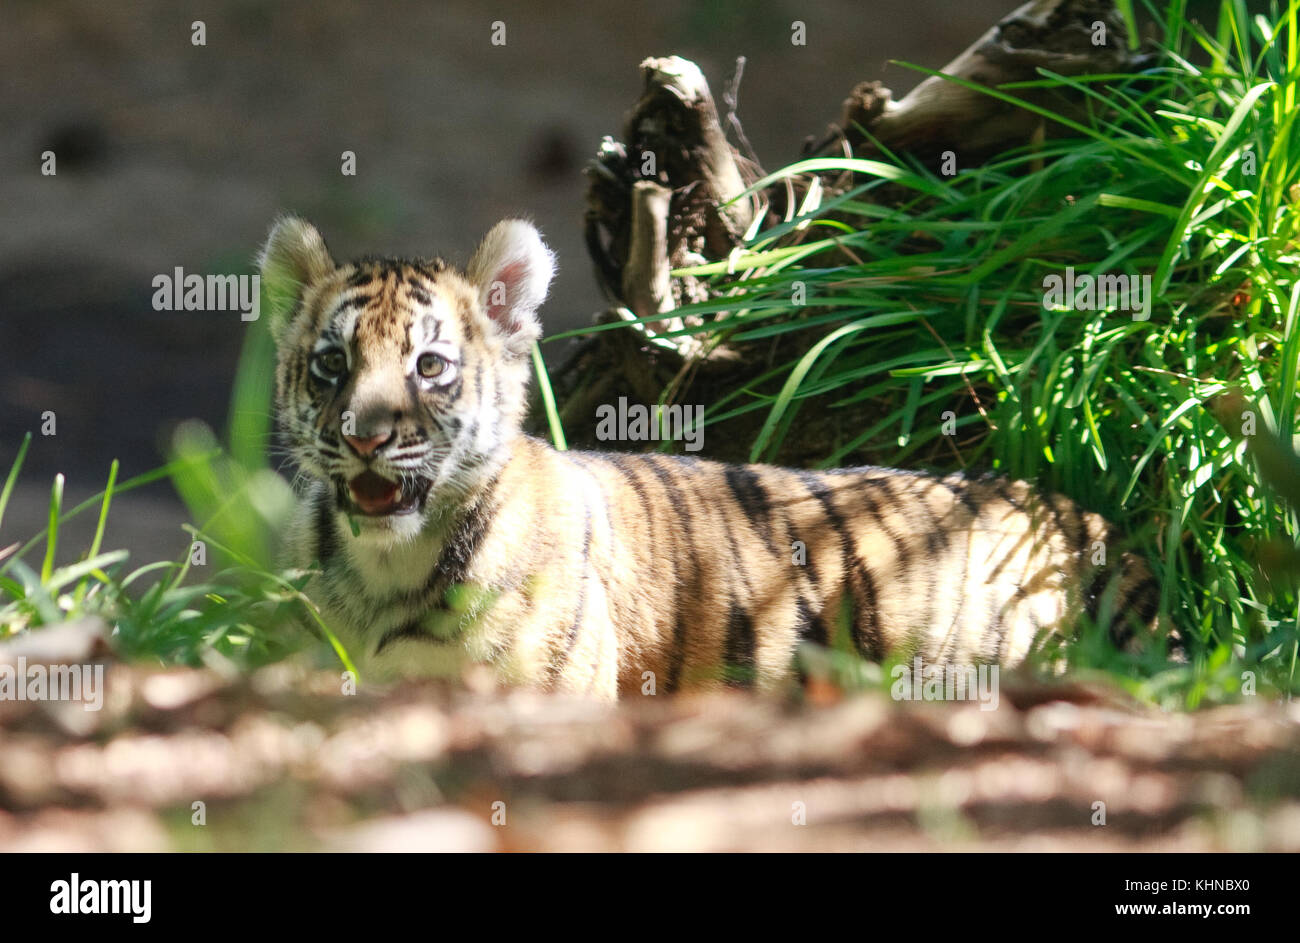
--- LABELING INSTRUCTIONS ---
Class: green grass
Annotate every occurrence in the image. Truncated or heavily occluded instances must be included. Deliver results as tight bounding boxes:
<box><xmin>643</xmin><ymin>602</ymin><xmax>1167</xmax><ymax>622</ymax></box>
<box><xmin>550</xmin><ymin>0</ymin><xmax>1300</xmax><ymax>704</ymax></box>
<box><xmin>0</xmin><ymin>430</ymin><xmax>328</xmax><ymax>670</ymax></box>
<box><xmin>0</xmin><ymin>321</ymin><xmax>355</xmax><ymax>674</ymax></box>
<box><xmin>2</xmin><ymin>0</ymin><xmax>1298</xmax><ymax>707</ymax></box>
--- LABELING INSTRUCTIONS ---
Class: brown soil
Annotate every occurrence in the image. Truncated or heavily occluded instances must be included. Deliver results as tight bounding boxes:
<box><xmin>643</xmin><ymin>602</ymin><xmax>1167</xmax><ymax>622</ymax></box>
<box><xmin>2</xmin><ymin>654</ymin><xmax>1296</xmax><ymax>852</ymax></box>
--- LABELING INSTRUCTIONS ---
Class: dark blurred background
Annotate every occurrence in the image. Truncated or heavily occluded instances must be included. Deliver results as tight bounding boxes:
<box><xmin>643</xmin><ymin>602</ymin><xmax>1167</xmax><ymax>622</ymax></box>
<box><xmin>0</xmin><ymin>0</ymin><xmax>1026</xmax><ymax>562</ymax></box>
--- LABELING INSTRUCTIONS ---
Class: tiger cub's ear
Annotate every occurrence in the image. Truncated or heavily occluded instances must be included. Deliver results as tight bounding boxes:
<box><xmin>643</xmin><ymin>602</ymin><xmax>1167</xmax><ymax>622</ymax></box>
<box><xmin>466</xmin><ymin>219</ymin><xmax>556</xmax><ymax>356</ymax></box>
<box><xmin>258</xmin><ymin>216</ymin><xmax>335</xmax><ymax>342</ymax></box>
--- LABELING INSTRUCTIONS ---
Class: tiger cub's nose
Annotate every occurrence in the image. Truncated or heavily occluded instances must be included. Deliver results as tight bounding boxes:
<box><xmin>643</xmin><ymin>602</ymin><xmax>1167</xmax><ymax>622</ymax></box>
<box><xmin>343</xmin><ymin>431</ymin><xmax>394</xmax><ymax>457</ymax></box>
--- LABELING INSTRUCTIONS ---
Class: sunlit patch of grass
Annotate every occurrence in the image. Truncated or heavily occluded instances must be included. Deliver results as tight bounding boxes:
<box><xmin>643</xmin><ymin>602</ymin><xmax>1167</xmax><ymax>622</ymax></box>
<box><xmin>0</xmin><ymin>315</ymin><xmax>355</xmax><ymax>674</ymax></box>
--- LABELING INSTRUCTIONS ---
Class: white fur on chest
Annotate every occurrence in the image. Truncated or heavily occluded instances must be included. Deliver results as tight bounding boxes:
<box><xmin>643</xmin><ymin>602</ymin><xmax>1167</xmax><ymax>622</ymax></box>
<box><xmin>341</xmin><ymin>525</ymin><xmax>443</xmax><ymax>597</ymax></box>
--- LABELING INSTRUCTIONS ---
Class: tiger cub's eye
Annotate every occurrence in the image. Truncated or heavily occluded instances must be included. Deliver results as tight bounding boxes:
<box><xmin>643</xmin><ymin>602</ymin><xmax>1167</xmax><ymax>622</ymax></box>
<box><xmin>417</xmin><ymin>352</ymin><xmax>447</xmax><ymax>379</ymax></box>
<box><xmin>313</xmin><ymin>349</ymin><xmax>347</xmax><ymax>379</ymax></box>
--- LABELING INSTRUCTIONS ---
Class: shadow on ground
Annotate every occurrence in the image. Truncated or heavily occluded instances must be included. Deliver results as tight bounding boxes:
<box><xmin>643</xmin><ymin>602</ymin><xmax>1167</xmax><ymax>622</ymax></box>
<box><xmin>2</xmin><ymin>628</ymin><xmax>1296</xmax><ymax>852</ymax></box>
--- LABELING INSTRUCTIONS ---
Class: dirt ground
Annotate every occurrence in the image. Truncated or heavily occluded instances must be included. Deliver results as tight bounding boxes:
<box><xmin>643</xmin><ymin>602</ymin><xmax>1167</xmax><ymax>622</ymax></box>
<box><xmin>1</xmin><ymin>623</ymin><xmax>1297</xmax><ymax>852</ymax></box>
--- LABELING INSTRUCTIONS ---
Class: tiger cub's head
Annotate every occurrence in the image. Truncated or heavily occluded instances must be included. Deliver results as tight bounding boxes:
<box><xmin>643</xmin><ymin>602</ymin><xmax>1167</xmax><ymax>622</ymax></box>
<box><xmin>259</xmin><ymin>217</ymin><xmax>556</xmax><ymax>541</ymax></box>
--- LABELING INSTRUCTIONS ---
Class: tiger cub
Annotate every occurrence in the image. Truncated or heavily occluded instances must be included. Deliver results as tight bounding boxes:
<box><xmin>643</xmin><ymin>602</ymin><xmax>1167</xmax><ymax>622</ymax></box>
<box><xmin>260</xmin><ymin>216</ymin><xmax>1157</xmax><ymax>699</ymax></box>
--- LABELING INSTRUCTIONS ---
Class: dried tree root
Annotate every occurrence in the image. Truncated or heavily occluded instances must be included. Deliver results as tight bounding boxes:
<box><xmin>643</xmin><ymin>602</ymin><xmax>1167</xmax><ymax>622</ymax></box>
<box><xmin>553</xmin><ymin>0</ymin><xmax>1154</xmax><ymax>458</ymax></box>
<box><xmin>584</xmin><ymin>56</ymin><xmax>759</xmax><ymax>362</ymax></box>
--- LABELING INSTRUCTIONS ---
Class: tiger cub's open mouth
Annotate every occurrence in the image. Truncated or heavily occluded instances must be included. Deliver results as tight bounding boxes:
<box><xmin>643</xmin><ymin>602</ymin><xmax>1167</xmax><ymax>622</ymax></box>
<box><xmin>342</xmin><ymin>470</ymin><xmax>430</xmax><ymax>517</ymax></box>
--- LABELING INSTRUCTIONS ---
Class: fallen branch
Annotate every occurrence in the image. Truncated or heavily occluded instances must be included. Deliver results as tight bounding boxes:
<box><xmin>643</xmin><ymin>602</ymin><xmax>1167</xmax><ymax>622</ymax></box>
<box><xmin>816</xmin><ymin>0</ymin><xmax>1154</xmax><ymax>162</ymax></box>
